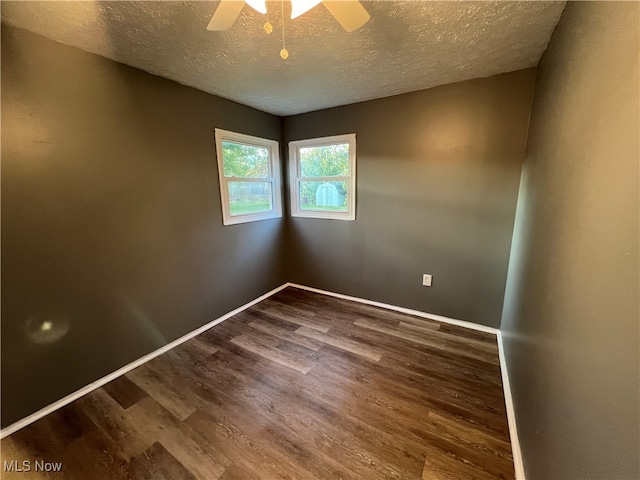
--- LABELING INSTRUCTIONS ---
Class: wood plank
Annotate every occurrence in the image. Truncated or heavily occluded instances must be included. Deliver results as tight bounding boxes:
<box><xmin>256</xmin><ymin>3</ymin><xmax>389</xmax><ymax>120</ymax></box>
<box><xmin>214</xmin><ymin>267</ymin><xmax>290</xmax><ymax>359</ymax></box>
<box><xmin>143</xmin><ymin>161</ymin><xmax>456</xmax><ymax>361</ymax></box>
<box><xmin>438</xmin><ymin>323</ymin><xmax>497</xmax><ymax>342</ymax></box>
<box><xmin>172</xmin><ymin>337</ymin><xmax>219</xmax><ymax>362</ymax></box>
<box><xmin>126</xmin><ymin>364</ymin><xmax>197</xmax><ymax>421</ymax></box>
<box><xmin>253</xmin><ymin>302</ymin><xmax>331</xmax><ymax>332</ymax></box>
<box><xmin>352</xmin><ymin>314</ymin><xmax>504</xmax><ymax>381</ymax></box>
<box><xmin>230</xmin><ymin>333</ymin><xmax>314</xmax><ymax>374</ymax></box>
<box><xmin>398</xmin><ymin>321</ymin><xmax>498</xmax><ymax>354</ymax></box>
<box><xmin>422</xmin><ymin>445</ymin><xmax>498</xmax><ymax>480</ymax></box>
<box><xmin>76</xmin><ymin>389</ymin><xmax>152</xmax><ymax>462</ymax></box>
<box><xmin>185</xmin><ymin>409</ymin><xmax>306</xmax><ymax>480</ymax></box>
<box><xmin>424</xmin><ymin>412</ymin><xmax>514</xmax><ymax>478</ymax></box>
<box><xmin>399</xmin><ymin>321</ymin><xmax>446</xmax><ymax>335</ymax></box>
<box><xmin>130</xmin><ymin>441</ymin><xmax>197</xmax><ymax>480</ymax></box>
<box><xmin>259</xmin><ymin>366</ymin><xmax>427</xmax><ymax>479</ymax></box>
<box><xmin>125</xmin><ymin>397</ymin><xmax>230</xmax><ymax>480</ymax></box>
<box><xmin>295</xmin><ymin>325</ymin><xmax>383</xmax><ymax>362</ymax></box>
<box><xmin>61</xmin><ymin>428</ymin><xmax>134</xmax><ymax>480</ymax></box>
<box><xmin>354</xmin><ymin>303</ymin><xmax>442</xmax><ymax>330</ymax></box>
<box><xmin>252</xmin><ymin>422</ymin><xmax>368</xmax><ymax>480</ymax></box>
<box><xmin>248</xmin><ymin>319</ymin><xmax>322</xmax><ymax>351</ymax></box>
<box><xmin>354</xmin><ymin>318</ymin><xmax>498</xmax><ymax>365</ymax></box>
<box><xmin>103</xmin><ymin>375</ymin><xmax>149</xmax><ymax>409</ymax></box>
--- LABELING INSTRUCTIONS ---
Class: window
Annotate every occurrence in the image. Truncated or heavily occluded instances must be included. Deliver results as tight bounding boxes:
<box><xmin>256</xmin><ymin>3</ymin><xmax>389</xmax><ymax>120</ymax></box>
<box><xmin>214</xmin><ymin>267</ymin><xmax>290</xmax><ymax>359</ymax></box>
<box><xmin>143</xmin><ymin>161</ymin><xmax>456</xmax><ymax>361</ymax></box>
<box><xmin>215</xmin><ymin>129</ymin><xmax>282</xmax><ymax>225</ymax></box>
<box><xmin>289</xmin><ymin>134</ymin><xmax>356</xmax><ymax>221</ymax></box>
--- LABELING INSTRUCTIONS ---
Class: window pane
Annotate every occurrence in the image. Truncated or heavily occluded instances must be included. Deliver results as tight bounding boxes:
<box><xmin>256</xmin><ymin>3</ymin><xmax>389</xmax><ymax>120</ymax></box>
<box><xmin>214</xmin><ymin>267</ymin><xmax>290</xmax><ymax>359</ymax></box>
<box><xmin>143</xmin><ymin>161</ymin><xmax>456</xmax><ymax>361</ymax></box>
<box><xmin>299</xmin><ymin>180</ymin><xmax>348</xmax><ymax>212</ymax></box>
<box><xmin>222</xmin><ymin>141</ymin><xmax>269</xmax><ymax>178</ymax></box>
<box><xmin>300</xmin><ymin>144</ymin><xmax>349</xmax><ymax>177</ymax></box>
<box><xmin>228</xmin><ymin>181</ymin><xmax>273</xmax><ymax>216</ymax></box>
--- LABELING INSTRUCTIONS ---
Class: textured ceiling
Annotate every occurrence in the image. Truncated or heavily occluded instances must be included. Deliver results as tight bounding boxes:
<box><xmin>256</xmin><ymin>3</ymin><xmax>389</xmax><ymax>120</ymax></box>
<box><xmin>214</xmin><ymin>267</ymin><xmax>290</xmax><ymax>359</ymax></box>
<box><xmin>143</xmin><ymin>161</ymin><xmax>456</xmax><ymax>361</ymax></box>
<box><xmin>1</xmin><ymin>1</ymin><xmax>565</xmax><ymax>116</ymax></box>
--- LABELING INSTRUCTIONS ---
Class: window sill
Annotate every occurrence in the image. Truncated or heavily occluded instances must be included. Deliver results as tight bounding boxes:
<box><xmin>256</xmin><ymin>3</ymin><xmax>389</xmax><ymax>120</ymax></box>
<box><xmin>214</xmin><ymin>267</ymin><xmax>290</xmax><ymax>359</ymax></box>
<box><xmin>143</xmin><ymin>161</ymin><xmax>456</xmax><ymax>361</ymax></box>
<box><xmin>223</xmin><ymin>211</ymin><xmax>282</xmax><ymax>226</ymax></box>
<box><xmin>291</xmin><ymin>211</ymin><xmax>355</xmax><ymax>221</ymax></box>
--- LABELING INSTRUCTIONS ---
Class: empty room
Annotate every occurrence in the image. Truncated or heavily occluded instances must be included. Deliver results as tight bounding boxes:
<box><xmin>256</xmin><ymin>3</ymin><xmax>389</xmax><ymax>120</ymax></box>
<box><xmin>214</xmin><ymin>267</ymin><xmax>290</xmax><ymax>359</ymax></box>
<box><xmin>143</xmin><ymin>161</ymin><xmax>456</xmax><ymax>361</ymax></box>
<box><xmin>1</xmin><ymin>1</ymin><xmax>638</xmax><ymax>479</ymax></box>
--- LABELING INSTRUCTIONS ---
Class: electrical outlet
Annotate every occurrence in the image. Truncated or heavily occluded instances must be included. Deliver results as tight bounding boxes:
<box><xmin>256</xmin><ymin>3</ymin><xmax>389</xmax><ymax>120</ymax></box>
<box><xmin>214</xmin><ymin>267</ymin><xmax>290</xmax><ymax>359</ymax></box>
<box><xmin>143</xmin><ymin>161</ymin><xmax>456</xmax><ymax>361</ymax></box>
<box><xmin>422</xmin><ymin>274</ymin><xmax>432</xmax><ymax>287</ymax></box>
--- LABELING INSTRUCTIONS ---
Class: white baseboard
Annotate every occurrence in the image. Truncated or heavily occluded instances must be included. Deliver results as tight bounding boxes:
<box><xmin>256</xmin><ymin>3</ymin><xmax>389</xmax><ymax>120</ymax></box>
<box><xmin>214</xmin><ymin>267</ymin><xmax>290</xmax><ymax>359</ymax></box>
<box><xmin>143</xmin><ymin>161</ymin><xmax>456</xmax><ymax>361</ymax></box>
<box><xmin>286</xmin><ymin>282</ymin><xmax>499</xmax><ymax>335</ymax></box>
<box><xmin>0</xmin><ymin>283</ymin><xmax>290</xmax><ymax>439</ymax></box>
<box><xmin>497</xmin><ymin>331</ymin><xmax>526</xmax><ymax>480</ymax></box>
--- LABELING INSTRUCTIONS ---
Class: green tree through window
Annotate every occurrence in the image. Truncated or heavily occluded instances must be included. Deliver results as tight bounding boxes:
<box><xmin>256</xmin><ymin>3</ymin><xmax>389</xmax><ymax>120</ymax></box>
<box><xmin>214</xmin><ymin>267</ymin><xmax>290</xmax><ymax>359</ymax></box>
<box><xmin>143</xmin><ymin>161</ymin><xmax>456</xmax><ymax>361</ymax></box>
<box><xmin>300</xmin><ymin>144</ymin><xmax>349</xmax><ymax>177</ymax></box>
<box><xmin>299</xmin><ymin>144</ymin><xmax>349</xmax><ymax>209</ymax></box>
<box><xmin>222</xmin><ymin>141</ymin><xmax>269</xmax><ymax>178</ymax></box>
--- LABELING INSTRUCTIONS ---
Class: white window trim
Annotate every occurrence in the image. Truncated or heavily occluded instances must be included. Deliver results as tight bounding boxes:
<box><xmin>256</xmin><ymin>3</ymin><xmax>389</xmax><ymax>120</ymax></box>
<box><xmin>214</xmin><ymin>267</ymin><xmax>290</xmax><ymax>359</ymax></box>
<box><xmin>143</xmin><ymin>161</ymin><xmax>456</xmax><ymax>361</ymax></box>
<box><xmin>289</xmin><ymin>133</ymin><xmax>356</xmax><ymax>221</ymax></box>
<box><xmin>215</xmin><ymin>129</ymin><xmax>282</xmax><ymax>226</ymax></box>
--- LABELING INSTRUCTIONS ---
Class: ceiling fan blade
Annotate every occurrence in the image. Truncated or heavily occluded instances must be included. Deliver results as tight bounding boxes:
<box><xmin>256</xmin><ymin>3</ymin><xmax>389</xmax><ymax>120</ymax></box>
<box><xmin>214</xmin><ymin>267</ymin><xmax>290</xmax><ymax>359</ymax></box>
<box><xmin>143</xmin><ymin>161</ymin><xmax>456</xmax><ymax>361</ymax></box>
<box><xmin>245</xmin><ymin>0</ymin><xmax>267</xmax><ymax>14</ymax></box>
<box><xmin>206</xmin><ymin>0</ymin><xmax>245</xmax><ymax>31</ymax></box>
<box><xmin>291</xmin><ymin>0</ymin><xmax>322</xmax><ymax>19</ymax></box>
<box><xmin>322</xmin><ymin>1</ymin><xmax>370</xmax><ymax>32</ymax></box>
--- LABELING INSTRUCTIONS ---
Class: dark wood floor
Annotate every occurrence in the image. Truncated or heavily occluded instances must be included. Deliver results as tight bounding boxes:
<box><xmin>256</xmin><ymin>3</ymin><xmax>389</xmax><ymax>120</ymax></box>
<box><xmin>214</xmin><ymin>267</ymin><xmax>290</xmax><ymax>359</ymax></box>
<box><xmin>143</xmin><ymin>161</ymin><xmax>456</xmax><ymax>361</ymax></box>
<box><xmin>1</xmin><ymin>287</ymin><xmax>514</xmax><ymax>479</ymax></box>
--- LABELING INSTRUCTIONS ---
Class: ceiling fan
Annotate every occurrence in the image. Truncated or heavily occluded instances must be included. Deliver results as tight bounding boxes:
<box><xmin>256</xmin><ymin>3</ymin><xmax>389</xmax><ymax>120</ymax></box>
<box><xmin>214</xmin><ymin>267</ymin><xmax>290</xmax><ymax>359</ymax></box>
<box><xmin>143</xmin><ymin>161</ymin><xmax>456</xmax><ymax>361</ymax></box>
<box><xmin>207</xmin><ymin>0</ymin><xmax>370</xmax><ymax>33</ymax></box>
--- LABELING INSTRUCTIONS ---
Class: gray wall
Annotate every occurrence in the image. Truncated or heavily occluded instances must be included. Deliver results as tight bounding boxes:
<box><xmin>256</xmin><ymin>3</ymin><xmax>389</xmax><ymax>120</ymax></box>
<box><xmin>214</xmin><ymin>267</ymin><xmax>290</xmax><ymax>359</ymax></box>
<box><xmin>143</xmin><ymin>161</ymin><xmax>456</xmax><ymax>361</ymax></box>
<box><xmin>501</xmin><ymin>2</ymin><xmax>639</xmax><ymax>478</ymax></box>
<box><xmin>1</xmin><ymin>26</ymin><xmax>286</xmax><ymax>427</ymax></box>
<box><xmin>283</xmin><ymin>69</ymin><xmax>536</xmax><ymax>328</ymax></box>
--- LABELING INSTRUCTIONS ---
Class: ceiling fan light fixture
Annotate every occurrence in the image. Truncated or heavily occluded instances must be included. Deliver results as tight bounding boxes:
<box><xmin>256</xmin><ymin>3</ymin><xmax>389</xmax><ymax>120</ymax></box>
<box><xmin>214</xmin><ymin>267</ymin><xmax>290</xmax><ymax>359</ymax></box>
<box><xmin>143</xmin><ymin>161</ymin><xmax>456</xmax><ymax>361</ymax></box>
<box><xmin>245</xmin><ymin>0</ymin><xmax>267</xmax><ymax>14</ymax></box>
<box><xmin>290</xmin><ymin>0</ymin><xmax>322</xmax><ymax>19</ymax></box>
